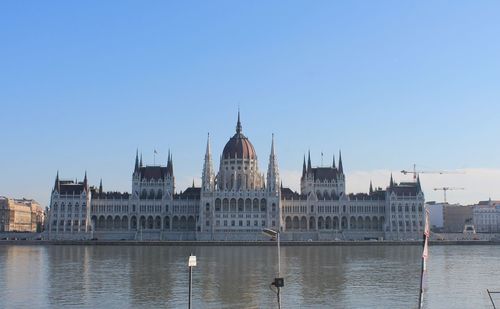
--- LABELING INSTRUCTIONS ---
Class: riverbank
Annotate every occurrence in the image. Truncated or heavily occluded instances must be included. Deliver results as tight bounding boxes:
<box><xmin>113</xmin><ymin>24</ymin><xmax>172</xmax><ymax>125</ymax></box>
<box><xmin>1</xmin><ymin>239</ymin><xmax>499</xmax><ymax>246</ymax></box>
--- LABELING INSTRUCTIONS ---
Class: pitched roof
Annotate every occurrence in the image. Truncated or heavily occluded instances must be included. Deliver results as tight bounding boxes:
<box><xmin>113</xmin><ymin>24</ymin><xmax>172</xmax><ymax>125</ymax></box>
<box><xmin>311</xmin><ymin>167</ymin><xmax>340</xmax><ymax>181</ymax></box>
<box><xmin>58</xmin><ymin>182</ymin><xmax>85</xmax><ymax>195</ymax></box>
<box><xmin>175</xmin><ymin>187</ymin><xmax>201</xmax><ymax>200</ymax></box>
<box><xmin>280</xmin><ymin>187</ymin><xmax>306</xmax><ymax>200</ymax></box>
<box><xmin>139</xmin><ymin>166</ymin><xmax>169</xmax><ymax>180</ymax></box>
<box><xmin>388</xmin><ymin>182</ymin><xmax>420</xmax><ymax>196</ymax></box>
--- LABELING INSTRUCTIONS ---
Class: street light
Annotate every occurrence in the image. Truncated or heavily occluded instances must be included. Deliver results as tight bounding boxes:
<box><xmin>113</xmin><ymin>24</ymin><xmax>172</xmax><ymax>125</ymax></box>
<box><xmin>262</xmin><ymin>228</ymin><xmax>284</xmax><ymax>309</ymax></box>
<box><xmin>188</xmin><ymin>253</ymin><xmax>197</xmax><ymax>309</ymax></box>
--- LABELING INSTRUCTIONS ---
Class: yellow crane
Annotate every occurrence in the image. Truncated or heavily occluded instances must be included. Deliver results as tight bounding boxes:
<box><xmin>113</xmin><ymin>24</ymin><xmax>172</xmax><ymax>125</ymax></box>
<box><xmin>433</xmin><ymin>187</ymin><xmax>465</xmax><ymax>203</ymax></box>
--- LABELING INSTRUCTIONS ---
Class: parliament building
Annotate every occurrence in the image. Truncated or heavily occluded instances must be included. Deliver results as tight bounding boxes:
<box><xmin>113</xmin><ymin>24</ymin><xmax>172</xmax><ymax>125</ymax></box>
<box><xmin>48</xmin><ymin>113</ymin><xmax>424</xmax><ymax>241</ymax></box>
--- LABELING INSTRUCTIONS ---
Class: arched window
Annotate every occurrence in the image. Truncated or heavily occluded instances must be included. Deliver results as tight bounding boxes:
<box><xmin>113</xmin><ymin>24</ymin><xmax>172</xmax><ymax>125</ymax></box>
<box><xmin>237</xmin><ymin>174</ymin><xmax>242</xmax><ymax>190</ymax></box>
<box><xmin>238</xmin><ymin>199</ymin><xmax>244</xmax><ymax>212</ymax></box>
<box><xmin>245</xmin><ymin>198</ymin><xmax>252</xmax><ymax>212</ymax></box>
<box><xmin>230</xmin><ymin>199</ymin><xmax>237</xmax><ymax>212</ymax></box>
<box><xmin>253</xmin><ymin>199</ymin><xmax>259</xmax><ymax>212</ymax></box>
<box><xmin>215</xmin><ymin>199</ymin><xmax>221</xmax><ymax>211</ymax></box>
<box><xmin>260</xmin><ymin>199</ymin><xmax>267</xmax><ymax>212</ymax></box>
<box><xmin>223</xmin><ymin>199</ymin><xmax>229</xmax><ymax>212</ymax></box>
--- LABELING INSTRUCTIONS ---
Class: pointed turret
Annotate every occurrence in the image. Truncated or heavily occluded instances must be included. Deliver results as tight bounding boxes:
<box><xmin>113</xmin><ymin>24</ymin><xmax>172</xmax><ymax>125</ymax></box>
<box><xmin>332</xmin><ymin>154</ymin><xmax>336</xmax><ymax>169</ymax></box>
<box><xmin>99</xmin><ymin>179</ymin><xmax>103</xmax><ymax>194</ymax></box>
<box><xmin>338</xmin><ymin>150</ymin><xmax>344</xmax><ymax>174</ymax></box>
<box><xmin>390</xmin><ymin>173</ymin><xmax>394</xmax><ymax>187</ymax></box>
<box><xmin>236</xmin><ymin>109</ymin><xmax>242</xmax><ymax>134</ymax></box>
<box><xmin>166</xmin><ymin>152</ymin><xmax>174</xmax><ymax>176</ymax></box>
<box><xmin>267</xmin><ymin>134</ymin><xmax>280</xmax><ymax>192</ymax></box>
<box><xmin>54</xmin><ymin>171</ymin><xmax>60</xmax><ymax>192</ymax></box>
<box><xmin>307</xmin><ymin>150</ymin><xmax>312</xmax><ymax>171</ymax></box>
<box><xmin>417</xmin><ymin>175</ymin><xmax>421</xmax><ymax>192</ymax></box>
<box><xmin>134</xmin><ymin>149</ymin><xmax>139</xmax><ymax>172</ymax></box>
<box><xmin>140</xmin><ymin>153</ymin><xmax>143</xmax><ymax>167</ymax></box>
<box><xmin>83</xmin><ymin>171</ymin><xmax>88</xmax><ymax>190</ymax></box>
<box><xmin>369</xmin><ymin>180</ymin><xmax>373</xmax><ymax>194</ymax></box>
<box><xmin>302</xmin><ymin>155</ymin><xmax>307</xmax><ymax>178</ymax></box>
<box><xmin>202</xmin><ymin>133</ymin><xmax>215</xmax><ymax>191</ymax></box>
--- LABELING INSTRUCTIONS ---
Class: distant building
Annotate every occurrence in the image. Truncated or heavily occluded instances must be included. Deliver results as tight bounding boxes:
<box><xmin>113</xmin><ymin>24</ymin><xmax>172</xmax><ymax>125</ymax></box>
<box><xmin>48</xmin><ymin>113</ymin><xmax>425</xmax><ymax>241</ymax></box>
<box><xmin>0</xmin><ymin>197</ymin><xmax>45</xmax><ymax>232</ymax></box>
<box><xmin>473</xmin><ymin>200</ymin><xmax>500</xmax><ymax>233</ymax></box>
<box><xmin>443</xmin><ymin>204</ymin><xmax>473</xmax><ymax>233</ymax></box>
<box><xmin>426</xmin><ymin>201</ymin><xmax>444</xmax><ymax>230</ymax></box>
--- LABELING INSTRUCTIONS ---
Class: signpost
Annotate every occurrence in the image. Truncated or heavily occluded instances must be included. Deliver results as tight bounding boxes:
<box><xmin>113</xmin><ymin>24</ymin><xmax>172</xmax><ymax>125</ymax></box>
<box><xmin>188</xmin><ymin>254</ymin><xmax>197</xmax><ymax>309</ymax></box>
<box><xmin>262</xmin><ymin>228</ymin><xmax>284</xmax><ymax>309</ymax></box>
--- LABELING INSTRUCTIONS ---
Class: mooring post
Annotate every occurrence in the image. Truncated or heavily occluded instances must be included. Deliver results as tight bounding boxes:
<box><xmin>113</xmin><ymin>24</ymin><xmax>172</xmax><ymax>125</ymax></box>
<box><xmin>188</xmin><ymin>253</ymin><xmax>197</xmax><ymax>309</ymax></box>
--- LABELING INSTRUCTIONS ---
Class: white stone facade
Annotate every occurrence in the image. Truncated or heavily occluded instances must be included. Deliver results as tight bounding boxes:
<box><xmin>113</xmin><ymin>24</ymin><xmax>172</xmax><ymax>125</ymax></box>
<box><xmin>47</xmin><ymin>114</ymin><xmax>424</xmax><ymax>240</ymax></box>
<box><xmin>473</xmin><ymin>200</ymin><xmax>500</xmax><ymax>233</ymax></box>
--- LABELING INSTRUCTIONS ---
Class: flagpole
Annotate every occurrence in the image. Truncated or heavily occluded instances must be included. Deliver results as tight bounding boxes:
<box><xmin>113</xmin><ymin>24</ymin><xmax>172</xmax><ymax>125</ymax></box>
<box><xmin>418</xmin><ymin>207</ymin><xmax>430</xmax><ymax>309</ymax></box>
<box><xmin>418</xmin><ymin>231</ymin><xmax>426</xmax><ymax>308</ymax></box>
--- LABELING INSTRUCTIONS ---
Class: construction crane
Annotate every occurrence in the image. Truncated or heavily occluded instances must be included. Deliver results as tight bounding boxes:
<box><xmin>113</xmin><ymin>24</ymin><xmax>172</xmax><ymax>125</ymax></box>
<box><xmin>433</xmin><ymin>187</ymin><xmax>465</xmax><ymax>204</ymax></box>
<box><xmin>401</xmin><ymin>164</ymin><xmax>464</xmax><ymax>181</ymax></box>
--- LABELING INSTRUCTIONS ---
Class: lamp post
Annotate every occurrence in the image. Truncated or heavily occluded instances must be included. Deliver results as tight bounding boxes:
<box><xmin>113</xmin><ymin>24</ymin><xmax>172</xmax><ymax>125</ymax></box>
<box><xmin>188</xmin><ymin>253</ymin><xmax>197</xmax><ymax>309</ymax></box>
<box><xmin>262</xmin><ymin>228</ymin><xmax>283</xmax><ymax>309</ymax></box>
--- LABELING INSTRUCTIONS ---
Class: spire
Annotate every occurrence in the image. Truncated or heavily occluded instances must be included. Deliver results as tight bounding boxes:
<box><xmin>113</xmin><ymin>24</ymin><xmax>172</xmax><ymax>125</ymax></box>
<box><xmin>134</xmin><ymin>149</ymin><xmax>139</xmax><ymax>172</ymax></box>
<box><xmin>192</xmin><ymin>179</ymin><xmax>195</xmax><ymax>188</ymax></box>
<box><xmin>140</xmin><ymin>153</ymin><xmax>143</xmax><ymax>167</ymax></box>
<box><xmin>369</xmin><ymin>180</ymin><xmax>373</xmax><ymax>194</ymax></box>
<box><xmin>338</xmin><ymin>150</ymin><xmax>343</xmax><ymax>173</ymax></box>
<box><xmin>167</xmin><ymin>151</ymin><xmax>174</xmax><ymax>176</ymax></box>
<box><xmin>99</xmin><ymin>179</ymin><xmax>103</xmax><ymax>194</ymax></box>
<box><xmin>205</xmin><ymin>133</ymin><xmax>211</xmax><ymax>159</ymax></box>
<box><xmin>307</xmin><ymin>150</ymin><xmax>312</xmax><ymax>171</ymax></box>
<box><xmin>267</xmin><ymin>134</ymin><xmax>280</xmax><ymax>192</ymax></box>
<box><xmin>270</xmin><ymin>133</ymin><xmax>275</xmax><ymax>157</ymax></box>
<box><xmin>302</xmin><ymin>155</ymin><xmax>307</xmax><ymax>177</ymax></box>
<box><xmin>236</xmin><ymin>109</ymin><xmax>242</xmax><ymax>134</ymax></box>
<box><xmin>83</xmin><ymin>171</ymin><xmax>88</xmax><ymax>191</ymax></box>
<box><xmin>54</xmin><ymin>171</ymin><xmax>60</xmax><ymax>192</ymax></box>
<box><xmin>390</xmin><ymin>173</ymin><xmax>394</xmax><ymax>187</ymax></box>
<box><xmin>332</xmin><ymin>154</ymin><xmax>336</xmax><ymax>169</ymax></box>
<box><xmin>416</xmin><ymin>175</ymin><xmax>421</xmax><ymax>192</ymax></box>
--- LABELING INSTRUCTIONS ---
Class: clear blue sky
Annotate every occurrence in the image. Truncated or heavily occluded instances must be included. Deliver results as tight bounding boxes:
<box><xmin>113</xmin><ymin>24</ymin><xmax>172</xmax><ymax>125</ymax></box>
<box><xmin>1</xmin><ymin>1</ymin><xmax>500</xmax><ymax>206</ymax></box>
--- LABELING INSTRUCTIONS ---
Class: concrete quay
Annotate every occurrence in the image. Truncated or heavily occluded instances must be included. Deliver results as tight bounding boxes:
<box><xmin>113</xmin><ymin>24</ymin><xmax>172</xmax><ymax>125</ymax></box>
<box><xmin>0</xmin><ymin>239</ymin><xmax>499</xmax><ymax>246</ymax></box>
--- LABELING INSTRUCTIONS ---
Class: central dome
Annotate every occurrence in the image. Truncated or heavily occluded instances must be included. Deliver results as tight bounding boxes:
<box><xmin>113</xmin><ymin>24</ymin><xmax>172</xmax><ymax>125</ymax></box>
<box><xmin>222</xmin><ymin>112</ymin><xmax>257</xmax><ymax>160</ymax></box>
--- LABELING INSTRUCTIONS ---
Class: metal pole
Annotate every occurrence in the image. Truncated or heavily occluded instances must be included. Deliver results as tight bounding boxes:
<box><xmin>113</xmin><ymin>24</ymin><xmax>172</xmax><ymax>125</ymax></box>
<box><xmin>277</xmin><ymin>232</ymin><xmax>281</xmax><ymax>276</ymax></box>
<box><xmin>418</xmin><ymin>231</ymin><xmax>426</xmax><ymax>309</ymax></box>
<box><xmin>277</xmin><ymin>232</ymin><xmax>281</xmax><ymax>309</ymax></box>
<box><xmin>188</xmin><ymin>266</ymin><xmax>192</xmax><ymax>309</ymax></box>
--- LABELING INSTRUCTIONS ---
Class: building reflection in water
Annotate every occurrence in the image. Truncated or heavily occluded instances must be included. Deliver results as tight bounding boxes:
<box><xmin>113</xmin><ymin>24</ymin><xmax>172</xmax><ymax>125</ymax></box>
<box><xmin>0</xmin><ymin>244</ymin><xmax>422</xmax><ymax>308</ymax></box>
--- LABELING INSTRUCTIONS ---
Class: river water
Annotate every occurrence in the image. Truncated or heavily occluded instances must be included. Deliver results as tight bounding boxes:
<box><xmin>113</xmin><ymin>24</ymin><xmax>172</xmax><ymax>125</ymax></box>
<box><xmin>0</xmin><ymin>244</ymin><xmax>499</xmax><ymax>308</ymax></box>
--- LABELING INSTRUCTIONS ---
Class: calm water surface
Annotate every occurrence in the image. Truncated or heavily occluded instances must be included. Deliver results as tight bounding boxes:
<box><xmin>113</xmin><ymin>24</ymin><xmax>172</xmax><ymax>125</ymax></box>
<box><xmin>0</xmin><ymin>244</ymin><xmax>499</xmax><ymax>308</ymax></box>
